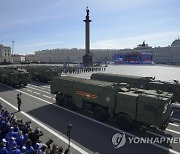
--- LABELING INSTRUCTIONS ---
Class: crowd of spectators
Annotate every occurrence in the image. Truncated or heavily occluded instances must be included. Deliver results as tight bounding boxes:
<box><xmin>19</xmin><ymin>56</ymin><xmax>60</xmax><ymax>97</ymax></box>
<box><xmin>0</xmin><ymin>103</ymin><xmax>69</xmax><ymax>154</ymax></box>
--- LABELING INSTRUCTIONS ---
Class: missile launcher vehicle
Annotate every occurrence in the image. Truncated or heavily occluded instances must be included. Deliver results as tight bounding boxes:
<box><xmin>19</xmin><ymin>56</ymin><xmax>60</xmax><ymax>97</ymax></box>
<box><xmin>51</xmin><ymin>76</ymin><xmax>173</xmax><ymax>130</ymax></box>
<box><xmin>91</xmin><ymin>73</ymin><xmax>180</xmax><ymax>102</ymax></box>
<box><xmin>0</xmin><ymin>67</ymin><xmax>30</xmax><ymax>86</ymax></box>
<box><xmin>27</xmin><ymin>66</ymin><xmax>60</xmax><ymax>83</ymax></box>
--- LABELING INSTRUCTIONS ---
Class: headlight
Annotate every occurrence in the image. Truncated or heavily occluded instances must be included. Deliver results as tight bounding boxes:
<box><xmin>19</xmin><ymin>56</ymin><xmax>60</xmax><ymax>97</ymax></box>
<box><xmin>163</xmin><ymin>103</ymin><xmax>168</xmax><ymax>114</ymax></box>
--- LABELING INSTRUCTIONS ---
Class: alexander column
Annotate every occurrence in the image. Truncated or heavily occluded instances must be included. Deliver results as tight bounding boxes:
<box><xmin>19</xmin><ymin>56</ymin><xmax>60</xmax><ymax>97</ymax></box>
<box><xmin>83</xmin><ymin>7</ymin><xmax>93</xmax><ymax>67</ymax></box>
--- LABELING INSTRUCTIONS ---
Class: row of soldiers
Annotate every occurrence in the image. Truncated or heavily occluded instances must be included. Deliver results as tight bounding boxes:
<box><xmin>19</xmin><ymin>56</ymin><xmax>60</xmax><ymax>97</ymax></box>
<box><xmin>60</xmin><ymin>66</ymin><xmax>106</xmax><ymax>74</ymax></box>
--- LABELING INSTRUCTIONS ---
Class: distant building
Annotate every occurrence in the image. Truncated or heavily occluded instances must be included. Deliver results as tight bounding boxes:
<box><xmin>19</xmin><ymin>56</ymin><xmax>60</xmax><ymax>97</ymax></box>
<box><xmin>0</xmin><ymin>44</ymin><xmax>12</xmax><ymax>62</ymax></box>
<box><xmin>13</xmin><ymin>54</ymin><xmax>25</xmax><ymax>63</ymax></box>
<box><xmin>171</xmin><ymin>38</ymin><xmax>180</xmax><ymax>47</ymax></box>
<box><xmin>134</xmin><ymin>41</ymin><xmax>152</xmax><ymax>50</ymax></box>
<box><xmin>116</xmin><ymin>39</ymin><xmax>180</xmax><ymax>65</ymax></box>
<box><xmin>142</xmin><ymin>38</ymin><xmax>180</xmax><ymax>64</ymax></box>
<box><xmin>25</xmin><ymin>54</ymin><xmax>37</xmax><ymax>63</ymax></box>
<box><xmin>32</xmin><ymin>38</ymin><xmax>180</xmax><ymax>65</ymax></box>
<box><xmin>34</xmin><ymin>48</ymin><xmax>120</xmax><ymax>63</ymax></box>
<box><xmin>35</xmin><ymin>48</ymin><xmax>84</xmax><ymax>63</ymax></box>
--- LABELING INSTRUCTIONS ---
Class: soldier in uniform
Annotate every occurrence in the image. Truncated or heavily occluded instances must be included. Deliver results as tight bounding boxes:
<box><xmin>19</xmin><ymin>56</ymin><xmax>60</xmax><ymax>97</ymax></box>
<box><xmin>17</xmin><ymin>93</ymin><xmax>22</xmax><ymax>112</ymax></box>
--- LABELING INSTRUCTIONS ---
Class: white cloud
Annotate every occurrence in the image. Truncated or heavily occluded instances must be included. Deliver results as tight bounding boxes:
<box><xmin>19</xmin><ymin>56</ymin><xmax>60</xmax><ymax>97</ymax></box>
<box><xmin>88</xmin><ymin>0</ymin><xmax>150</xmax><ymax>11</ymax></box>
<box><xmin>21</xmin><ymin>41</ymin><xmax>64</xmax><ymax>47</ymax></box>
<box><xmin>91</xmin><ymin>30</ymin><xmax>180</xmax><ymax>49</ymax></box>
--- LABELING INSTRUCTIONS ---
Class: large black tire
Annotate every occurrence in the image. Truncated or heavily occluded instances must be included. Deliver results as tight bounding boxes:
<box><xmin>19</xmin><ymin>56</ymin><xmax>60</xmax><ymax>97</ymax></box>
<box><xmin>1</xmin><ymin>77</ymin><xmax>6</xmax><ymax>84</ymax></box>
<box><xmin>56</xmin><ymin>94</ymin><xmax>63</xmax><ymax>106</ymax></box>
<box><xmin>93</xmin><ymin>106</ymin><xmax>107</xmax><ymax>122</ymax></box>
<box><xmin>7</xmin><ymin>81</ymin><xmax>10</xmax><ymax>86</ymax></box>
<box><xmin>65</xmin><ymin>97</ymin><xmax>75</xmax><ymax>110</ymax></box>
<box><xmin>31</xmin><ymin>76</ymin><xmax>36</xmax><ymax>81</ymax></box>
<box><xmin>39</xmin><ymin>77</ymin><xmax>44</xmax><ymax>82</ymax></box>
<box><xmin>23</xmin><ymin>83</ymin><xmax>27</xmax><ymax>87</ymax></box>
<box><xmin>0</xmin><ymin>77</ymin><xmax>2</xmax><ymax>83</ymax></box>
<box><xmin>116</xmin><ymin>114</ymin><xmax>132</xmax><ymax>130</ymax></box>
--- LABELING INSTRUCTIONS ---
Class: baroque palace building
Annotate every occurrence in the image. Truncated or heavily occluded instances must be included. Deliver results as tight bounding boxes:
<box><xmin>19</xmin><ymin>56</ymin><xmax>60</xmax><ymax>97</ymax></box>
<box><xmin>1</xmin><ymin>38</ymin><xmax>178</xmax><ymax>64</ymax></box>
<box><xmin>33</xmin><ymin>38</ymin><xmax>180</xmax><ymax>65</ymax></box>
<box><xmin>34</xmin><ymin>48</ymin><xmax>120</xmax><ymax>64</ymax></box>
<box><xmin>151</xmin><ymin>38</ymin><xmax>180</xmax><ymax>64</ymax></box>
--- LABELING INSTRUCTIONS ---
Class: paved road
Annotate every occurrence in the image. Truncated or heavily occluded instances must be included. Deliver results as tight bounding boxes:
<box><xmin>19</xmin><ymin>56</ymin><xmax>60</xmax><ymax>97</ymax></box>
<box><xmin>68</xmin><ymin>64</ymin><xmax>180</xmax><ymax>82</ymax></box>
<box><xmin>0</xmin><ymin>64</ymin><xmax>180</xmax><ymax>154</ymax></box>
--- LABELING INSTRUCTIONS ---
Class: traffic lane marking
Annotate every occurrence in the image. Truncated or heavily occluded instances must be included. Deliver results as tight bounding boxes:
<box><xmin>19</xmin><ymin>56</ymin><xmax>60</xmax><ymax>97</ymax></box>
<box><xmin>166</xmin><ymin>129</ymin><xmax>180</xmax><ymax>135</ymax></box>
<box><xmin>173</xmin><ymin>109</ymin><xmax>180</xmax><ymax>114</ymax></box>
<box><xmin>25</xmin><ymin>87</ymin><xmax>52</xmax><ymax>98</ymax></box>
<box><xmin>26</xmin><ymin>85</ymin><xmax>51</xmax><ymax>94</ymax></box>
<box><xmin>172</xmin><ymin>118</ymin><xmax>180</xmax><ymax>122</ymax></box>
<box><xmin>28</xmin><ymin>84</ymin><xmax>47</xmax><ymax>90</ymax></box>
<box><xmin>172</xmin><ymin>103</ymin><xmax>180</xmax><ymax>107</ymax></box>
<box><xmin>173</xmin><ymin>111</ymin><xmax>180</xmax><ymax>121</ymax></box>
<box><xmin>42</xmin><ymin>85</ymin><xmax>50</xmax><ymax>88</ymax></box>
<box><xmin>33</xmin><ymin>91</ymin><xmax>40</xmax><ymax>95</ymax></box>
<box><xmin>1</xmin><ymin>83</ymin><xmax>180</xmax><ymax>154</ymax></box>
<box><xmin>26</xmin><ymin>89</ymin><xmax>41</xmax><ymax>95</ymax></box>
<box><xmin>25</xmin><ymin>87</ymin><xmax>53</xmax><ymax>99</ymax></box>
<box><xmin>29</xmin><ymin>82</ymin><xmax>50</xmax><ymax>88</ymax></box>
<box><xmin>25</xmin><ymin>88</ymin><xmax>55</xmax><ymax>100</ymax></box>
<box><xmin>0</xmin><ymin>97</ymin><xmax>89</xmax><ymax>154</ymax></box>
<box><xmin>28</xmin><ymin>84</ymin><xmax>51</xmax><ymax>92</ymax></box>
<box><xmin>146</xmin><ymin>127</ymin><xmax>180</xmax><ymax>139</ymax></box>
<box><xmin>172</xmin><ymin>104</ymin><xmax>180</xmax><ymax>112</ymax></box>
<box><xmin>146</xmin><ymin>130</ymin><xmax>169</xmax><ymax>138</ymax></box>
<box><xmin>42</xmin><ymin>94</ymin><xmax>52</xmax><ymax>99</ymax></box>
<box><xmin>26</xmin><ymin>89</ymin><xmax>33</xmax><ymax>92</ymax></box>
<box><xmin>169</xmin><ymin>123</ymin><xmax>179</xmax><ymax>127</ymax></box>
<box><xmin>14</xmin><ymin>90</ymin><xmax>180</xmax><ymax>154</ymax></box>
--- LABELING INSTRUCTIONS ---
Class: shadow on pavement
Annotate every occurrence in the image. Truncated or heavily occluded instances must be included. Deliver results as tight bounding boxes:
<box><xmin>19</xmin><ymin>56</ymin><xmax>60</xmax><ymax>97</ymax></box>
<box><xmin>0</xmin><ymin>83</ymin><xmax>14</xmax><ymax>92</ymax></box>
<box><xmin>27</xmin><ymin>103</ymin><xmax>174</xmax><ymax>154</ymax></box>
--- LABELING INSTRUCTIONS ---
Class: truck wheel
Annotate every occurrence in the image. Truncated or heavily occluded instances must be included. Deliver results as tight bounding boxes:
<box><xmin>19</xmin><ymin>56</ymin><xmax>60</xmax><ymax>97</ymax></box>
<box><xmin>6</xmin><ymin>81</ymin><xmax>10</xmax><ymax>85</ymax></box>
<box><xmin>56</xmin><ymin>94</ymin><xmax>63</xmax><ymax>106</ymax></box>
<box><xmin>23</xmin><ymin>83</ymin><xmax>27</xmax><ymax>87</ymax></box>
<box><xmin>11</xmin><ymin>83</ymin><xmax>15</xmax><ymax>87</ymax></box>
<box><xmin>116</xmin><ymin>114</ymin><xmax>132</xmax><ymax>130</ymax></box>
<box><xmin>2</xmin><ymin>77</ymin><xmax>6</xmax><ymax>84</ymax></box>
<box><xmin>32</xmin><ymin>77</ymin><xmax>35</xmax><ymax>81</ymax></box>
<box><xmin>66</xmin><ymin>98</ymin><xmax>75</xmax><ymax>110</ymax></box>
<box><xmin>94</xmin><ymin>106</ymin><xmax>107</xmax><ymax>122</ymax></box>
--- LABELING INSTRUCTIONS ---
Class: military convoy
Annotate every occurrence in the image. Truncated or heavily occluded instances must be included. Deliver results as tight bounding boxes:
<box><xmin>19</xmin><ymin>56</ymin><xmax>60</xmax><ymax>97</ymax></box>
<box><xmin>51</xmin><ymin>76</ymin><xmax>173</xmax><ymax>130</ymax></box>
<box><xmin>91</xmin><ymin>73</ymin><xmax>180</xmax><ymax>103</ymax></box>
<box><xmin>26</xmin><ymin>66</ymin><xmax>60</xmax><ymax>83</ymax></box>
<box><xmin>0</xmin><ymin>67</ymin><xmax>30</xmax><ymax>86</ymax></box>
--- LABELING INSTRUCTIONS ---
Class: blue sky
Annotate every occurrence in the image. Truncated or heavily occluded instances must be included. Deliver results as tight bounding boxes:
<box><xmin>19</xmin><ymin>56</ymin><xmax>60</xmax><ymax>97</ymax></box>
<box><xmin>0</xmin><ymin>0</ymin><xmax>180</xmax><ymax>54</ymax></box>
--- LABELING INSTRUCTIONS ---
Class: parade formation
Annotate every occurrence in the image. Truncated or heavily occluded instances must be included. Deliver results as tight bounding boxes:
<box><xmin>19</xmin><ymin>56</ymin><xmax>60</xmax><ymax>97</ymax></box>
<box><xmin>0</xmin><ymin>2</ymin><xmax>180</xmax><ymax>154</ymax></box>
<box><xmin>0</xmin><ymin>64</ymin><xmax>180</xmax><ymax>154</ymax></box>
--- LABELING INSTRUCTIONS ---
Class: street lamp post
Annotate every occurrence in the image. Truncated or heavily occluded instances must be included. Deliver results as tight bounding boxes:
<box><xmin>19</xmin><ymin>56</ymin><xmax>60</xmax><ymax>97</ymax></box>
<box><xmin>12</xmin><ymin>41</ymin><xmax>15</xmax><ymax>64</ymax></box>
<box><xmin>66</xmin><ymin>56</ymin><xmax>70</xmax><ymax>67</ymax></box>
<box><xmin>67</xmin><ymin>123</ymin><xmax>72</xmax><ymax>153</ymax></box>
<box><xmin>105</xmin><ymin>56</ymin><xmax>108</xmax><ymax>67</ymax></box>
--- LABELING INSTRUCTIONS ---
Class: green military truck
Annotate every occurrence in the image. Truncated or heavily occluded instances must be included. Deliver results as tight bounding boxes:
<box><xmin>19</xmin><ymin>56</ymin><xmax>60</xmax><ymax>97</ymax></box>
<box><xmin>0</xmin><ymin>67</ymin><xmax>30</xmax><ymax>86</ymax></box>
<box><xmin>51</xmin><ymin>76</ymin><xmax>173</xmax><ymax>130</ymax></box>
<box><xmin>91</xmin><ymin>73</ymin><xmax>180</xmax><ymax>103</ymax></box>
<box><xmin>27</xmin><ymin>66</ymin><xmax>60</xmax><ymax>83</ymax></box>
